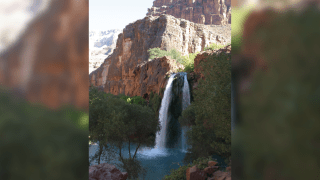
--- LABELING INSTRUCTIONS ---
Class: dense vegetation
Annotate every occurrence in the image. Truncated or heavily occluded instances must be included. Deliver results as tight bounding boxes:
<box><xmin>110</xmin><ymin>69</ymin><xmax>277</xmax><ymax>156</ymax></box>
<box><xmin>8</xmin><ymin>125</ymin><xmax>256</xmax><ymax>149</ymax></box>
<box><xmin>233</xmin><ymin>4</ymin><xmax>320</xmax><ymax>179</ymax></box>
<box><xmin>0</xmin><ymin>87</ymin><xmax>89</xmax><ymax>180</ymax></box>
<box><xmin>89</xmin><ymin>87</ymin><xmax>160</xmax><ymax>179</ymax></box>
<box><xmin>147</xmin><ymin>43</ymin><xmax>228</xmax><ymax>74</ymax></box>
<box><xmin>180</xmin><ymin>48</ymin><xmax>231</xmax><ymax>165</ymax></box>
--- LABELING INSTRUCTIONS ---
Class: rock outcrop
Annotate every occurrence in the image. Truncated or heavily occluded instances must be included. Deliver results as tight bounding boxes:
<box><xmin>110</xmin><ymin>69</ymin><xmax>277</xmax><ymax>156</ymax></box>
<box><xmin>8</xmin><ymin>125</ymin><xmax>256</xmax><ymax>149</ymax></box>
<box><xmin>89</xmin><ymin>163</ymin><xmax>128</xmax><ymax>180</ymax></box>
<box><xmin>90</xmin><ymin>14</ymin><xmax>228</xmax><ymax>97</ymax></box>
<box><xmin>147</xmin><ymin>0</ymin><xmax>231</xmax><ymax>25</ymax></box>
<box><xmin>186</xmin><ymin>160</ymin><xmax>231</xmax><ymax>180</ymax></box>
<box><xmin>0</xmin><ymin>0</ymin><xmax>89</xmax><ymax>111</ymax></box>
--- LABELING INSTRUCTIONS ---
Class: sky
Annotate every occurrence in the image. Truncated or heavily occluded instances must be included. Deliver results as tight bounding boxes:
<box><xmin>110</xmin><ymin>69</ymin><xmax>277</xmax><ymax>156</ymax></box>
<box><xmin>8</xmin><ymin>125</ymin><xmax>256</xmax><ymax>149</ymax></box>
<box><xmin>89</xmin><ymin>0</ymin><xmax>154</xmax><ymax>31</ymax></box>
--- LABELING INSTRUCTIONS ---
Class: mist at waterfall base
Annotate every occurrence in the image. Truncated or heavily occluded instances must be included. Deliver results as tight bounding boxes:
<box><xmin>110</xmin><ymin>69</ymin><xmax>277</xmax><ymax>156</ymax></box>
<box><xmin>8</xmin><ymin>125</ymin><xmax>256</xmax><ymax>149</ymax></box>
<box><xmin>89</xmin><ymin>72</ymin><xmax>227</xmax><ymax>179</ymax></box>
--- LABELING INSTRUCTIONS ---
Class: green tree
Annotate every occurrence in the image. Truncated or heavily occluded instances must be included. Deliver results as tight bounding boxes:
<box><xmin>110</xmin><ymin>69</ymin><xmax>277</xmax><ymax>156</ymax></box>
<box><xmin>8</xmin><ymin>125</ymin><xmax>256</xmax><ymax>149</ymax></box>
<box><xmin>89</xmin><ymin>86</ymin><xmax>160</xmax><ymax>179</ymax></box>
<box><xmin>89</xmin><ymin>87</ymin><xmax>118</xmax><ymax>165</ymax></box>
<box><xmin>204</xmin><ymin>43</ymin><xmax>226</xmax><ymax>51</ymax></box>
<box><xmin>181</xmin><ymin>50</ymin><xmax>231</xmax><ymax>164</ymax></box>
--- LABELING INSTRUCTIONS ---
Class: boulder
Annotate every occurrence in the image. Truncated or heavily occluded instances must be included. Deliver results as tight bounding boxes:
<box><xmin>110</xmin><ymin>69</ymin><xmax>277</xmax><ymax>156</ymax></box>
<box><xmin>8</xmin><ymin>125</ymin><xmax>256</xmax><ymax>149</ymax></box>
<box><xmin>212</xmin><ymin>170</ymin><xmax>231</xmax><ymax>180</ymax></box>
<box><xmin>89</xmin><ymin>163</ymin><xmax>128</xmax><ymax>180</ymax></box>
<box><xmin>186</xmin><ymin>165</ymin><xmax>207</xmax><ymax>180</ymax></box>
<box><xmin>204</xmin><ymin>166</ymin><xmax>217</xmax><ymax>175</ymax></box>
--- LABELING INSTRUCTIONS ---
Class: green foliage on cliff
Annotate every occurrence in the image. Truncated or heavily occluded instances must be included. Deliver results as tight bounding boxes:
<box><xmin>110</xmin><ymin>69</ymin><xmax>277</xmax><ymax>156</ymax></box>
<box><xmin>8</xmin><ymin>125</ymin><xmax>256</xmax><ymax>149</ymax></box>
<box><xmin>204</xmin><ymin>43</ymin><xmax>226</xmax><ymax>51</ymax></box>
<box><xmin>180</xmin><ymin>49</ymin><xmax>231</xmax><ymax>164</ymax></box>
<box><xmin>0</xmin><ymin>88</ymin><xmax>88</xmax><ymax>180</ymax></box>
<box><xmin>148</xmin><ymin>47</ymin><xmax>199</xmax><ymax>73</ymax></box>
<box><xmin>148</xmin><ymin>48</ymin><xmax>184</xmax><ymax>64</ymax></box>
<box><xmin>118</xmin><ymin>94</ymin><xmax>147</xmax><ymax>106</ymax></box>
<box><xmin>234</xmin><ymin>5</ymin><xmax>320</xmax><ymax>179</ymax></box>
<box><xmin>149</xmin><ymin>91</ymin><xmax>162</xmax><ymax>117</ymax></box>
<box><xmin>89</xmin><ymin>86</ymin><xmax>160</xmax><ymax>179</ymax></box>
<box><xmin>178</xmin><ymin>104</ymin><xmax>196</xmax><ymax>126</ymax></box>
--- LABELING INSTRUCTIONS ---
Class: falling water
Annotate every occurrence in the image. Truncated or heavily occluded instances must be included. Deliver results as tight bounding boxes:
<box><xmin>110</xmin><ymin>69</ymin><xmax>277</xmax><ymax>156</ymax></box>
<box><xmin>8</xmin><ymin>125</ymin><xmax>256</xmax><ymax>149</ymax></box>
<box><xmin>182</xmin><ymin>73</ymin><xmax>190</xmax><ymax>110</ymax></box>
<box><xmin>155</xmin><ymin>73</ymin><xmax>176</xmax><ymax>149</ymax></box>
<box><xmin>181</xmin><ymin>73</ymin><xmax>191</xmax><ymax>152</ymax></box>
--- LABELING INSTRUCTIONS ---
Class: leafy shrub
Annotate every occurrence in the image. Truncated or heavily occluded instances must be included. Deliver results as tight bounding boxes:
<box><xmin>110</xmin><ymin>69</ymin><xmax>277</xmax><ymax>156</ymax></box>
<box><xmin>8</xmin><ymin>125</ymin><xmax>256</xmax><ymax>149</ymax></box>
<box><xmin>148</xmin><ymin>48</ymin><xmax>167</xmax><ymax>59</ymax></box>
<box><xmin>148</xmin><ymin>48</ymin><xmax>199</xmax><ymax>72</ymax></box>
<box><xmin>130</xmin><ymin>96</ymin><xmax>147</xmax><ymax>106</ymax></box>
<box><xmin>181</xmin><ymin>52</ymin><xmax>199</xmax><ymax>73</ymax></box>
<box><xmin>178</xmin><ymin>103</ymin><xmax>196</xmax><ymax>126</ymax></box>
<box><xmin>204</xmin><ymin>43</ymin><xmax>226</xmax><ymax>51</ymax></box>
<box><xmin>149</xmin><ymin>91</ymin><xmax>162</xmax><ymax>116</ymax></box>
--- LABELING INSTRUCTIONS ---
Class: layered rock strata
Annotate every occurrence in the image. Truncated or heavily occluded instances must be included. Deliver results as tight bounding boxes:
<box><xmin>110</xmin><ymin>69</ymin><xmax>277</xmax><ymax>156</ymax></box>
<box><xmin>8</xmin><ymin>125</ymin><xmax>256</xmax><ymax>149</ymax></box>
<box><xmin>147</xmin><ymin>0</ymin><xmax>231</xmax><ymax>25</ymax></box>
<box><xmin>0</xmin><ymin>0</ymin><xmax>89</xmax><ymax>111</ymax></box>
<box><xmin>89</xmin><ymin>14</ymin><xmax>227</xmax><ymax>97</ymax></box>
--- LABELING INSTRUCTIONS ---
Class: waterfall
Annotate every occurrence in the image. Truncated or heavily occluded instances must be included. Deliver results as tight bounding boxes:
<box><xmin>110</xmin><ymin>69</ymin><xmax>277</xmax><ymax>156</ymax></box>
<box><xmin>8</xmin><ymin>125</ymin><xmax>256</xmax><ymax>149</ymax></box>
<box><xmin>182</xmin><ymin>73</ymin><xmax>190</xmax><ymax>110</ymax></box>
<box><xmin>155</xmin><ymin>73</ymin><xmax>176</xmax><ymax>149</ymax></box>
<box><xmin>181</xmin><ymin>73</ymin><xmax>190</xmax><ymax>152</ymax></box>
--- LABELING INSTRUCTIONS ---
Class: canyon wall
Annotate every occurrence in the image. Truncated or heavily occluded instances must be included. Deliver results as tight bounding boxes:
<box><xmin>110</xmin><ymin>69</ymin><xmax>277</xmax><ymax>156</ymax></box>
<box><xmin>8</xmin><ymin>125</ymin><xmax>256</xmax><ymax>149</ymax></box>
<box><xmin>89</xmin><ymin>14</ymin><xmax>228</xmax><ymax>97</ymax></box>
<box><xmin>147</xmin><ymin>0</ymin><xmax>231</xmax><ymax>25</ymax></box>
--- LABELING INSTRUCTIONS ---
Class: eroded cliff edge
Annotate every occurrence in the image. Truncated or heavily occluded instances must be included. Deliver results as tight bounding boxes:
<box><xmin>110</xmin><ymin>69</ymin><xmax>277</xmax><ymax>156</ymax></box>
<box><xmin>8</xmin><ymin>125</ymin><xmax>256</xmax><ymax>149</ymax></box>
<box><xmin>89</xmin><ymin>14</ymin><xmax>229</xmax><ymax>97</ymax></box>
<box><xmin>147</xmin><ymin>0</ymin><xmax>231</xmax><ymax>25</ymax></box>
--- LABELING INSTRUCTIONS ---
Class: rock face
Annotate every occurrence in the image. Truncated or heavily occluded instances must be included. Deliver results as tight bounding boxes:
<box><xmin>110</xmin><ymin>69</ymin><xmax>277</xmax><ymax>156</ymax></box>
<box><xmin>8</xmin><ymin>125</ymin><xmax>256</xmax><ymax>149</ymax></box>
<box><xmin>89</xmin><ymin>30</ymin><xmax>122</xmax><ymax>74</ymax></box>
<box><xmin>90</xmin><ymin>14</ymin><xmax>227</xmax><ymax>97</ymax></box>
<box><xmin>147</xmin><ymin>0</ymin><xmax>231</xmax><ymax>25</ymax></box>
<box><xmin>89</xmin><ymin>163</ymin><xmax>128</xmax><ymax>180</ymax></box>
<box><xmin>0</xmin><ymin>0</ymin><xmax>89</xmax><ymax>111</ymax></box>
<box><xmin>186</xmin><ymin>161</ymin><xmax>231</xmax><ymax>180</ymax></box>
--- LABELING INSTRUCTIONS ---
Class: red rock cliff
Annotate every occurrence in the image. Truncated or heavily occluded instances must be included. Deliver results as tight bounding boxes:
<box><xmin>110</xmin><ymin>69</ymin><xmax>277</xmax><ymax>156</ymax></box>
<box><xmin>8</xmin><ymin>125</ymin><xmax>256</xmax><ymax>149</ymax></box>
<box><xmin>147</xmin><ymin>0</ymin><xmax>231</xmax><ymax>25</ymax></box>
<box><xmin>89</xmin><ymin>14</ymin><xmax>228</xmax><ymax>97</ymax></box>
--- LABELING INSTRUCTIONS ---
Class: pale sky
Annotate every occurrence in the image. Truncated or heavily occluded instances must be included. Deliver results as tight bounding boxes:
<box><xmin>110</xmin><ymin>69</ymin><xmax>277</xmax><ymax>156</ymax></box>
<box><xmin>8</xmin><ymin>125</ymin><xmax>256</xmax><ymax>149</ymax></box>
<box><xmin>89</xmin><ymin>0</ymin><xmax>154</xmax><ymax>31</ymax></box>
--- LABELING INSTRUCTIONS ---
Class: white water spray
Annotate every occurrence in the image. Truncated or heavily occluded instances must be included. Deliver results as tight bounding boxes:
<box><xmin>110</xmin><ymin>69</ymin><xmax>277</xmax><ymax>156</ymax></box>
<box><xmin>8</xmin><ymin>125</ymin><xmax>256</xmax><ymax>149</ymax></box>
<box><xmin>181</xmin><ymin>73</ymin><xmax>191</xmax><ymax>152</ymax></box>
<box><xmin>155</xmin><ymin>73</ymin><xmax>176</xmax><ymax>149</ymax></box>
